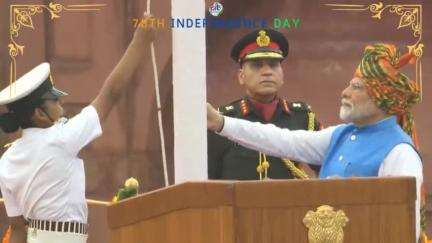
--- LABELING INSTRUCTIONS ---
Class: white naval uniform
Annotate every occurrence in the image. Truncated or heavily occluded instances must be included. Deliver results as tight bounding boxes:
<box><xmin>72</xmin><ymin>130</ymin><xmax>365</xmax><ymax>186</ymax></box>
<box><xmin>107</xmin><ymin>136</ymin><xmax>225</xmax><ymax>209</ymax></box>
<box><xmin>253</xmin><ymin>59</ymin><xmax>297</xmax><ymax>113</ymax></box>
<box><xmin>219</xmin><ymin>116</ymin><xmax>423</xmax><ymax>241</ymax></box>
<box><xmin>0</xmin><ymin>105</ymin><xmax>102</xmax><ymax>243</ymax></box>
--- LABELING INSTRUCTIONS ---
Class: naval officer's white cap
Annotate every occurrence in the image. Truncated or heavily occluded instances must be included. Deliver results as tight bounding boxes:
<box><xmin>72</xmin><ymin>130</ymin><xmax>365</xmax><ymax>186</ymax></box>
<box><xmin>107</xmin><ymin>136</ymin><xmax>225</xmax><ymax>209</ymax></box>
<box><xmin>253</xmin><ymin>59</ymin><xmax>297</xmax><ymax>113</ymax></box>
<box><xmin>0</xmin><ymin>62</ymin><xmax>68</xmax><ymax>106</ymax></box>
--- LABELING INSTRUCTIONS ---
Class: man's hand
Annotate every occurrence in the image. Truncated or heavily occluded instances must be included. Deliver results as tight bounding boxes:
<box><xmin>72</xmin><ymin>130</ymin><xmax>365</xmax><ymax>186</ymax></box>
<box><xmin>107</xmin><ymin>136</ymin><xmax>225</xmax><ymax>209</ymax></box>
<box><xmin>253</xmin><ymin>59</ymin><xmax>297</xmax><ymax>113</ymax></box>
<box><xmin>91</xmin><ymin>13</ymin><xmax>158</xmax><ymax>123</ymax></box>
<box><xmin>207</xmin><ymin>103</ymin><xmax>224</xmax><ymax>132</ymax></box>
<box><xmin>133</xmin><ymin>13</ymin><xmax>156</xmax><ymax>44</ymax></box>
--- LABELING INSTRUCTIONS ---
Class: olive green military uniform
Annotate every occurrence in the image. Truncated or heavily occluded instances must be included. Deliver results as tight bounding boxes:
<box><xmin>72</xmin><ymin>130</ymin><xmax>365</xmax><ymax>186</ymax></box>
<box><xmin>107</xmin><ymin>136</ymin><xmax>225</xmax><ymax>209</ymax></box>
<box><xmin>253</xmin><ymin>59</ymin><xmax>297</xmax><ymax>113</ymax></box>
<box><xmin>208</xmin><ymin>97</ymin><xmax>321</xmax><ymax>180</ymax></box>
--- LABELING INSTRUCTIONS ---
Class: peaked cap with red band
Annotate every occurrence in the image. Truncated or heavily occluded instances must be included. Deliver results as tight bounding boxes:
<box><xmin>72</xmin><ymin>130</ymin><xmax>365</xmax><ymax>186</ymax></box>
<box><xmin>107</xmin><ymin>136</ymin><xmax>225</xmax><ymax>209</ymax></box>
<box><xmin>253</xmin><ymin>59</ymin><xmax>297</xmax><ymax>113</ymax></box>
<box><xmin>230</xmin><ymin>28</ymin><xmax>289</xmax><ymax>63</ymax></box>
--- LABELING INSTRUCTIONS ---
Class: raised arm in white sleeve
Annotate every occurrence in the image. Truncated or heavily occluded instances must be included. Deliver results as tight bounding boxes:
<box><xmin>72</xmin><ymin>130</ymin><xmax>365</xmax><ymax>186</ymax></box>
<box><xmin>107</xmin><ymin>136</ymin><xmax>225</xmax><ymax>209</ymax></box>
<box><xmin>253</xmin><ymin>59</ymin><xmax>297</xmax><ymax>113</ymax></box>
<box><xmin>378</xmin><ymin>143</ymin><xmax>423</xmax><ymax>241</ymax></box>
<box><xmin>57</xmin><ymin>105</ymin><xmax>102</xmax><ymax>156</ymax></box>
<box><xmin>219</xmin><ymin>116</ymin><xmax>338</xmax><ymax>165</ymax></box>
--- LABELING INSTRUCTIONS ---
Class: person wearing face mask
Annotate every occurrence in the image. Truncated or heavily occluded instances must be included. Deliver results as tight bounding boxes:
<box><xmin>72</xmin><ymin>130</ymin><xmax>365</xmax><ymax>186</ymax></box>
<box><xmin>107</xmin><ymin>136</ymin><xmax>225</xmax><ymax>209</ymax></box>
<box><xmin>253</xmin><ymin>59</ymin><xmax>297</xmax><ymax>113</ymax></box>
<box><xmin>208</xmin><ymin>28</ymin><xmax>322</xmax><ymax>181</ymax></box>
<box><xmin>0</xmin><ymin>14</ymin><xmax>155</xmax><ymax>243</ymax></box>
<box><xmin>208</xmin><ymin>43</ymin><xmax>425</xmax><ymax>242</ymax></box>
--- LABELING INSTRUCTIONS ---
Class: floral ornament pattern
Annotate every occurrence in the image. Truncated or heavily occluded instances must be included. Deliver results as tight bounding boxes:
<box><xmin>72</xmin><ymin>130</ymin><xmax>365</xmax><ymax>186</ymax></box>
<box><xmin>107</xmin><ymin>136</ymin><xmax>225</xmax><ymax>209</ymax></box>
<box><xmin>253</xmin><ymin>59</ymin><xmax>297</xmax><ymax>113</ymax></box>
<box><xmin>325</xmin><ymin>2</ymin><xmax>424</xmax><ymax>99</ymax></box>
<box><xmin>8</xmin><ymin>3</ymin><xmax>106</xmax><ymax>89</ymax></box>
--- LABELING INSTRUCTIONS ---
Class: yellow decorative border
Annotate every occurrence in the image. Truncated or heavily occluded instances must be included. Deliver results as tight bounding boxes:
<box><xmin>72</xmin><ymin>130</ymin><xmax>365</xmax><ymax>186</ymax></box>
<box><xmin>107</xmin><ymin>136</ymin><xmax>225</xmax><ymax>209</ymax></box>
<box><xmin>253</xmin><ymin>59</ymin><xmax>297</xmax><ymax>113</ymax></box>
<box><xmin>8</xmin><ymin>3</ymin><xmax>106</xmax><ymax>89</ymax></box>
<box><xmin>325</xmin><ymin>2</ymin><xmax>424</xmax><ymax>99</ymax></box>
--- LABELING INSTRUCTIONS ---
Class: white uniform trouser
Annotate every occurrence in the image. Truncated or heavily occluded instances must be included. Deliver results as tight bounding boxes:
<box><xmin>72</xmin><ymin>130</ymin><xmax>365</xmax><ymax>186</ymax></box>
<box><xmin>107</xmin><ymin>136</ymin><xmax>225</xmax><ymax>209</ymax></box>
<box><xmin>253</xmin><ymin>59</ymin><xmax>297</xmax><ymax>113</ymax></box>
<box><xmin>27</xmin><ymin>227</ymin><xmax>87</xmax><ymax>243</ymax></box>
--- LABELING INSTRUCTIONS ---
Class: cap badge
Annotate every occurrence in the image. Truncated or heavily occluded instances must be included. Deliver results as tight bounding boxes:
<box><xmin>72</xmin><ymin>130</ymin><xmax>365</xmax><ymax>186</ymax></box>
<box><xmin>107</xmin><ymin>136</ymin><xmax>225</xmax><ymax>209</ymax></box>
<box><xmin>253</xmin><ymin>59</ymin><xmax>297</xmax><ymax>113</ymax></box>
<box><xmin>256</xmin><ymin>30</ymin><xmax>270</xmax><ymax>47</ymax></box>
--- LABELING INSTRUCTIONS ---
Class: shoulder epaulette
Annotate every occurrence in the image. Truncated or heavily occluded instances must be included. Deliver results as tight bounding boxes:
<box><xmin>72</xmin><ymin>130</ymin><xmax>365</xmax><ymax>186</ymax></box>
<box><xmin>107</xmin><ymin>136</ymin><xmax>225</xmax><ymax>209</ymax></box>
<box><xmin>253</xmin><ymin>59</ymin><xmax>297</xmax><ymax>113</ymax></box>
<box><xmin>217</xmin><ymin>104</ymin><xmax>236</xmax><ymax>116</ymax></box>
<box><xmin>289</xmin><ymin>102</ymin><xmax>320</xmax><ymax>131</ymax></box>
<box><xmin>218</xmin><ymin>99</ymin><xmax>249</xmax><ymax>116</ymax></box>
<box><xmin>288</xmin><ymin>101</ymin><xmax>311</xmax><ymax>112</ymax></box>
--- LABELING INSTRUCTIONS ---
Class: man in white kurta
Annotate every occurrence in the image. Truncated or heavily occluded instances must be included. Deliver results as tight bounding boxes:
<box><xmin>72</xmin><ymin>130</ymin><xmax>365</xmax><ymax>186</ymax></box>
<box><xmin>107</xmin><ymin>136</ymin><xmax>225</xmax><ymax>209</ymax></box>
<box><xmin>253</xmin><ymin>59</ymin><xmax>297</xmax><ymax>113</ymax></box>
<box><xmin>208</xmin><ymin>43</ymin><xmax>423</xmax><ymax>241</ymax></box>
<box><xmin>0</xmin><ymin>105</ymin><xmax>101</xmax><ymax>242</ymax></box>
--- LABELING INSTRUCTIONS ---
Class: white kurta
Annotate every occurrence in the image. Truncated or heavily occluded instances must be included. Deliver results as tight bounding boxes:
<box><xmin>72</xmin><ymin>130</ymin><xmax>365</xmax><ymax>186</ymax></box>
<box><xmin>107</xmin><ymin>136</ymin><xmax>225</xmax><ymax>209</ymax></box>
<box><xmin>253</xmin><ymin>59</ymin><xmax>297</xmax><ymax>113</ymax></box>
<box><xmin>0</xmin><ymin>105</ymin><xmax>102</xmax><ymax>223</ymax></box>
<box><xmin>219</xmin><ymin>116</ymin><xmax>423</xmax><ymax>240</ymax></box>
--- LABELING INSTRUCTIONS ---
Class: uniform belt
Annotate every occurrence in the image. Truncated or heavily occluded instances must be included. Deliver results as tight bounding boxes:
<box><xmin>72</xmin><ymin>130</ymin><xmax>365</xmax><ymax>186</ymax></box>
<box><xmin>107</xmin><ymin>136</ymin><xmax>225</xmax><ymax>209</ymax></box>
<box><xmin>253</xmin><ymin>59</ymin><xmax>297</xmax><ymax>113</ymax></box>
<box><xmin>28</xmin><ymin>219</ymin><xmax>88</xmax><ymax>235</ymax></box>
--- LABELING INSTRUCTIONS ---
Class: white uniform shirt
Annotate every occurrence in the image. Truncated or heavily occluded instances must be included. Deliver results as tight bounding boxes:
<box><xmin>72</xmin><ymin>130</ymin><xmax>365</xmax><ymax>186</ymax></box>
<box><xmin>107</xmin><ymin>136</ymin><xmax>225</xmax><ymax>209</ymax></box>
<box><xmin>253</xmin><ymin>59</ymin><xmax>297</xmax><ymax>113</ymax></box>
<box><xmin>0</xmin><ymin>105</ymin><xmax>102</xmax><ymax>223</ymax></box>
<box><xmin>219</xmin><ymin>116</ymin><xmax>423</xmax><ymax>240</ymax></box>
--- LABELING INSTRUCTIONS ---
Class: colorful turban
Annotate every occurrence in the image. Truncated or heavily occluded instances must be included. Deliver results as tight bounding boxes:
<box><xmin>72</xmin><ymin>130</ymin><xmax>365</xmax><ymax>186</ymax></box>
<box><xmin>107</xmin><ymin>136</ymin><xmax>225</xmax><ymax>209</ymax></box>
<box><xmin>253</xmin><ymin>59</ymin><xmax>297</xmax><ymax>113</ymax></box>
<box><xmin>354</xmin><ymin>43</ymin><xmax>420</xmax><ymax>148</ymax></box>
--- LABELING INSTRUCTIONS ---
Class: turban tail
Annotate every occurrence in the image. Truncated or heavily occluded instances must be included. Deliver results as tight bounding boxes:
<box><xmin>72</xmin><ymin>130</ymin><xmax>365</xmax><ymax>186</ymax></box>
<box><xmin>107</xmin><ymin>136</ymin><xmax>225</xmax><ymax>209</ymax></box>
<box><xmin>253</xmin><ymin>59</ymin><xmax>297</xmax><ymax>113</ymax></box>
<box><xmin>353</xmin><ymin>43</ymin><xmax>420</xmax><ymax>149</ymax></box>
<box><xmin>355</xmin><ymin>43</ymin><xmax>430</xmax><ymax>241</ymax></box>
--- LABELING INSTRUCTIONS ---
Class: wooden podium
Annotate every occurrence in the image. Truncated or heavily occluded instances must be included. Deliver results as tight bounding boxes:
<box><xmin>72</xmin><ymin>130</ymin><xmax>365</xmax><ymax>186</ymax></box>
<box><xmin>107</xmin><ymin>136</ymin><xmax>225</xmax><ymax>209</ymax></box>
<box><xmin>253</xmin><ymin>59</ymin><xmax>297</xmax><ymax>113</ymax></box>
<box><xmin>107</xmin><ymin>177</ymin><xmax>416</xmax><ymax>243</ymax></box>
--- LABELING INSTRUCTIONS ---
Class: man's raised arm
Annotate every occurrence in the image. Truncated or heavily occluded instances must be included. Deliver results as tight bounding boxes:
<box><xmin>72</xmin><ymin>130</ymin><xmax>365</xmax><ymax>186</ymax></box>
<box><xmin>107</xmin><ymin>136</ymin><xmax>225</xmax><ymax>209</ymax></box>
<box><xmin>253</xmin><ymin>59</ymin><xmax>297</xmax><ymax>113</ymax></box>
<box><xmin>207</xmin><ymin>103</ymin><xmax>334</xmax><ymax>165</ymax></box>
<box><xmin>91</xmin><ymin>14</ymin><xmax>155</xmax><ymax>123</ymax></box>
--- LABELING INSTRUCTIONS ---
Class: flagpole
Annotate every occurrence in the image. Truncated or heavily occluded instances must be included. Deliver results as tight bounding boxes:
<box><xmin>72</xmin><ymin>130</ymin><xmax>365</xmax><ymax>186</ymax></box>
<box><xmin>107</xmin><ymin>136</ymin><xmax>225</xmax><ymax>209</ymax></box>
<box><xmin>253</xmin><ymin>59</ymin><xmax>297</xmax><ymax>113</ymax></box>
<box><xmin>147</xmin><ymin>0</ymin><xmax>169</xmax><ymax>187</ymax></box>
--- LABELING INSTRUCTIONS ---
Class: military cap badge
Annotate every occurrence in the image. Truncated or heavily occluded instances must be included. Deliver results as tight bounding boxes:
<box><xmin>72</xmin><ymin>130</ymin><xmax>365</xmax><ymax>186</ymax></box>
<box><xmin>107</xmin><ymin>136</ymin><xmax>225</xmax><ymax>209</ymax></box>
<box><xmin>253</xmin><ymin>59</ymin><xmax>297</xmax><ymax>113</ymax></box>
<box><xmin>256</xmin><ymin>30</ymin><xmax>271</xmax><ymax>47</ymax></box>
